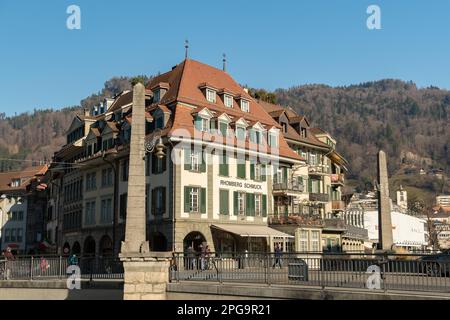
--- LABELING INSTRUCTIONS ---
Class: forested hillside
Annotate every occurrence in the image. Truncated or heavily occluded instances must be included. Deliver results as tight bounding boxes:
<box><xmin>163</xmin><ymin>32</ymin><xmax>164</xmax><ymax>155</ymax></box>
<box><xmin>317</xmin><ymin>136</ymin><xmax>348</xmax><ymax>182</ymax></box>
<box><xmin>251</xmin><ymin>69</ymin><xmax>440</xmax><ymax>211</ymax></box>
<box><xmin>0</xmin><ymin>78</ymin><xmax>448</xmax><ymax>201</ymax></box>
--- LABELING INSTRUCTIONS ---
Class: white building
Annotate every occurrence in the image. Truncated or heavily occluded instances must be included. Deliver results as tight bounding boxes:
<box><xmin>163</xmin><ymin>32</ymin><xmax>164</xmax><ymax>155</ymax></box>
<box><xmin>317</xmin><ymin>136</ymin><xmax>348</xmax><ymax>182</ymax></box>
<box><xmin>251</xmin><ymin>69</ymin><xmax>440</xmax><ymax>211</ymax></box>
<box><xmin>364</xmin><ymin>209</ymin><xmax>427</xmax><ymax>250</ymax></box>
<box><xmin>436</xmin><ymin>195</ymin><xmax>450</xmax><ymax>207</ymax></box>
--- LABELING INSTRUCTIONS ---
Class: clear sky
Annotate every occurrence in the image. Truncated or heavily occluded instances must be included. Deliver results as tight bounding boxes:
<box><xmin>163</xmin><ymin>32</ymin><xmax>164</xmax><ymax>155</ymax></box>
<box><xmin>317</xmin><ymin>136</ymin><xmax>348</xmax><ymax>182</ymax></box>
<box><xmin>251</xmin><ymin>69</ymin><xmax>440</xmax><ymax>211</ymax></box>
<box><xmin>1</xmin><ymin>0</ymin><xmax>450</xmax><ymax>115</ymax></box>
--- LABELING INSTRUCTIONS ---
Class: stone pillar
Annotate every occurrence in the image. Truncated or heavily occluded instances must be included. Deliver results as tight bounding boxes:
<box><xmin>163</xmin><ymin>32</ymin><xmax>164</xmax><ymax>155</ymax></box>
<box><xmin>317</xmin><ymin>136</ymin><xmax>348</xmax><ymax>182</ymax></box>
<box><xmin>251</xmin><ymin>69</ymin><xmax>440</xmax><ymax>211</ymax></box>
<box><xmin>121</xmin><ymin>83</ymin><xmax>149</xmax><ymax>255</ymax></box>
<box><xmin>119</xmin><ymin>83</ymin><xmax>172</xmax><ymax>300</ymax></box>
<box><xmin>377</xmin><ymin>150</ymin><xmax>394</xmax><ymax>251</ymax></box>
<box><xmin>122</xmin><ymin>253</ymin><xmax>172</xmax><ymax>300</ymax></box>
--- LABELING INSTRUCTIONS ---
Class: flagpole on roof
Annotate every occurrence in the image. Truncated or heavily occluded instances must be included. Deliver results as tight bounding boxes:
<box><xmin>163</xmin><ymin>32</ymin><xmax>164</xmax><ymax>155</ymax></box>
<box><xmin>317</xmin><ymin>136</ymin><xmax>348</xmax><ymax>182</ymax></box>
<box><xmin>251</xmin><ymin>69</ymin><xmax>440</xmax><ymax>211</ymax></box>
<box><xmin>185</xmin><ymin>39</ymin><xmax>189</xmax><ymax>59</ymax></box>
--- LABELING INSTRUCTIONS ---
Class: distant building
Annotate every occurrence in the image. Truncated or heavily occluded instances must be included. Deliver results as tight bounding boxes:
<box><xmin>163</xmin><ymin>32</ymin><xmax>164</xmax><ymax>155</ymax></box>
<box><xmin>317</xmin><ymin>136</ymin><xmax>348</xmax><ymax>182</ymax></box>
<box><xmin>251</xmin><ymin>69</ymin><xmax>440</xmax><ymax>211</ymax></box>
<box><xmin>396</xmin><ymin>185</ymin><xmax>408</xmax><ymax>211</ymax></box>
<box><xmin>0</xmin><ymin>165</ymin><xmax>48</xmax><ymax>254</ymax></box>
<box><xmin>436</xmin><ymin>195</ymin><xmax>450</xmax><ymax>207</ymax></box>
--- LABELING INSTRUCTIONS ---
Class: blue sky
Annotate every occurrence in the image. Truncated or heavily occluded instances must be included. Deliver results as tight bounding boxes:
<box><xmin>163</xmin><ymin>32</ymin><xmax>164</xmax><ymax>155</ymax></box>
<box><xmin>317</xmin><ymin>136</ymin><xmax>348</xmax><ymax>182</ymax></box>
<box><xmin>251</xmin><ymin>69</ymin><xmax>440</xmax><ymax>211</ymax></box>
<box><xmin>1</xmin><ymin>0</ymin><xmax>449</xmax><ymax>115</ymax></box>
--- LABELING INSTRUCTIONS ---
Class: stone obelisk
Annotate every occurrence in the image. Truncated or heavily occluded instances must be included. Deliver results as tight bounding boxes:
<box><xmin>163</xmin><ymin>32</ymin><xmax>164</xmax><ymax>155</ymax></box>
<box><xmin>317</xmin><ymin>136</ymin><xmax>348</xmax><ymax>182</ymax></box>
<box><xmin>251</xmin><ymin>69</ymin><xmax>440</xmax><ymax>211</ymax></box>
<box><xmin>120</xmin><ymin>82</ymin><xmax>149</xmax><ymax>254</ymax></box>
<box><xmin>119</xmin><ymin>83</ymin><xmax>171</xmax><ymax>300</ymax></box>
<box><xmin>377</xmin><ymin>150</ymin><xmax>394</xmax><ymax>251</ymax></box>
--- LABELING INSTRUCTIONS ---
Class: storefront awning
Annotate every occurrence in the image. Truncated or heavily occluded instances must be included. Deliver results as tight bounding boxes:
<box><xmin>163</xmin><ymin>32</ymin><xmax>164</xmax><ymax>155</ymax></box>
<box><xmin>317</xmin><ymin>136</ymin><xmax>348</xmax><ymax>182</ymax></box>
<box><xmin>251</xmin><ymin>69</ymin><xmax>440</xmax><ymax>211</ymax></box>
<box><xmin>212</xmin><ymin>224</ymin><xmax>294</xmax><ymax>238</ymax></box>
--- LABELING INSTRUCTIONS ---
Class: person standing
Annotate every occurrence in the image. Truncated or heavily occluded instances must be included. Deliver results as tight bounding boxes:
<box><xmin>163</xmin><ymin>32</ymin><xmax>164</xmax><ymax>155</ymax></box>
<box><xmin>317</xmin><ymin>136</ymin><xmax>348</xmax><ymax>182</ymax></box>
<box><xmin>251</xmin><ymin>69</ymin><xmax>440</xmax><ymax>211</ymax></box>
<box><xmin>3</xmin><ymin>247</ymin><xmax>15</xmax><ymax>280</ymax></box>
<box><xmin>273</xmin><ymin>244</ymin><xmax>282</xmax><ymax>269</ymax></box>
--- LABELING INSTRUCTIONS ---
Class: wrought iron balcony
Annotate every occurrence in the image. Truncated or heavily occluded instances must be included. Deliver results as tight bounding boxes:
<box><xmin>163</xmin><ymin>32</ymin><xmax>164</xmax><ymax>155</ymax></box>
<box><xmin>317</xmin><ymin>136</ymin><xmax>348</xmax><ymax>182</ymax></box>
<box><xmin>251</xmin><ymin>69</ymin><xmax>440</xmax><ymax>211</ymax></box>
<box><xmin>323</xmin><ymin>218</ymin><xmax>346</xmax><ymax>231</ymax></box>
<box><xmin>268</xmin><ymin>212</ymin><xmax>324</xmax><ymax>227</ymax></box>
<box><xmin>331</xmin><ymin>173</ymin><xmax>345</xmax><ymax>185</ymax></box>
<box><xmin>332</xmin><ymin>200</ymin><xmax>346</xmax><ymax>211</ymax></box>
<box><xmin>309</xmin><ymin>193</ymin><xmax>329</xmax><ymax>202</ymax></box>
<box><xmin>308</xmin><ymin>165</ymin><xmax>328</xmax><ymax>175</ymax></box>
<box><xmin>343</xmin><ymin>224</ymin><xmax>369</xmax><ymax>240</ymax></box>
<box><xmin>272</xmin><ymin>181</ymin><xmax>304</xmax><ymax>193</ymax></box>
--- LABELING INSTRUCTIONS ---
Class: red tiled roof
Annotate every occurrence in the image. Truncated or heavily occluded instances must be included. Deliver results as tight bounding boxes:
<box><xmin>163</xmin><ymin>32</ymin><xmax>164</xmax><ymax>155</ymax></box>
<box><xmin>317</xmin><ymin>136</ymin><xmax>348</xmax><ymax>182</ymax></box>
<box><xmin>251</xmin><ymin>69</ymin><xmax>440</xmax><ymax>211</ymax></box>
<box><xmin>108</xmin><ymin>91</ymin><xmax>133</xmax><ymax>112</ymax></box>
<box><xmin>0</xmin><ymin>165</ymin><xmax>48</xmax><ymax>193</ymax></box>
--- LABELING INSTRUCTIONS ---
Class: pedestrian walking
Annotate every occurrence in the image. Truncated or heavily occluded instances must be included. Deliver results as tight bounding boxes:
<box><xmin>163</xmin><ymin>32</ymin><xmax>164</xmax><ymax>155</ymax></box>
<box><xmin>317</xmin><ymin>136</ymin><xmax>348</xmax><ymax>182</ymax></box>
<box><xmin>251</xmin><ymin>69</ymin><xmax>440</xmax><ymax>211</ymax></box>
<box><xmin>68</xmin><ymin>254</ymin><xmax>78</xmax><ymax>266</ymax></box>
<box><xmin>272</xmin><ymin>244</ymin><xmax>282</xmax><ymax>269</ymax></box>
<box><xmin>3</xmin><ymin>247</ymin><xmax>15</xmax><ymax>280</ymax></box>
<box><xmin>39</xmin><ymin>256</ymin><xmax>50</xmax><ymax>275</ymax></box>
<box><xmin>204</xmin><ymin>245</ymin><xmax>211</xmax><ymax>270</ymax></box>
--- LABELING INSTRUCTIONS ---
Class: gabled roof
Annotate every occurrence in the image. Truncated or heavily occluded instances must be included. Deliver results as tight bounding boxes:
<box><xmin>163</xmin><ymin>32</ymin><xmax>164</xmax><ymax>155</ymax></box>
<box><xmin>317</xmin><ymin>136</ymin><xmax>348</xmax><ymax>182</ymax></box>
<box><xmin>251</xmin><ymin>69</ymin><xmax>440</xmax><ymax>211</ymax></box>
<box><xmin>108</xmin><ymin>91</ymin><xmax>133</xmax><ymax>113</ymax></box>
<box><xmin>0</xmin><ymin>165</ymin><xmax>48</xmax><ymax>193</ymax></box>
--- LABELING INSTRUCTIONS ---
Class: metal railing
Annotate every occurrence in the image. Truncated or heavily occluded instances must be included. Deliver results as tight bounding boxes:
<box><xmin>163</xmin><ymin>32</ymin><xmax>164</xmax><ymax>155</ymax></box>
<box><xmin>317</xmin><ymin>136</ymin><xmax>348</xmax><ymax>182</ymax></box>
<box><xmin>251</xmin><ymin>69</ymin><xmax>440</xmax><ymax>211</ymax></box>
<box><xmin>169</xmin><ymin>252</ymin><xmax>450</xmax><ymax>293</ymax></box>
<box><xmin>273</xmin><ymin>181</ymin><xmax>304</xmax><ymax>193</ymax></box>
<box><xmin>309</xmin><ymin>193</ymin><xmax>329</xmax><ymax>202</ymax></box>
<box><xmin>0</xmin><ymin>255</ymin><xmax>123</xmax><ymax>281</ymax></box>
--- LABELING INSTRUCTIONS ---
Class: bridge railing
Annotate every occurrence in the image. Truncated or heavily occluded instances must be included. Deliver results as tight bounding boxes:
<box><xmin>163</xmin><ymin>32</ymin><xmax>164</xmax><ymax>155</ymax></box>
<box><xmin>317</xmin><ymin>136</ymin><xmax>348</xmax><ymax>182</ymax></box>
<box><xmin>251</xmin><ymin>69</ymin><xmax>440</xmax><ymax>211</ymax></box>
<box><xmin>0</xmin><ymin>255</ymin><xmax>123</xmax><ymax>281</ymax></box>
<box><xmin>169</xmin><ymin>252</ymin><xmax>450</xmax><ymax>293</ymax></box>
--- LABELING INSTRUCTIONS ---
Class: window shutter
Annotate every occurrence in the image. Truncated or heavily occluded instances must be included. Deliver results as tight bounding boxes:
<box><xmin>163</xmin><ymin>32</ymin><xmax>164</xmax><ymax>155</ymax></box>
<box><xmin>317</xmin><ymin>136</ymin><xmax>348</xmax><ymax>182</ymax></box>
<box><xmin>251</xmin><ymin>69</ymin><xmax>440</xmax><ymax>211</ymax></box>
<box><xmin>246</xmin><ymin>193</ymin><xmax>252</xmax><ymax>216</ymax></box>
<box><xmin>250</xmin><ymin>162</ymin><xmax>255</xmax><ymax>180</ymax></box>
<box><xmin>151</xmin><ymin>189</ymin><xmax>156</xmax><ymax>215</ymax></box>
<box><xmin>200</xmin><ymin>188</ymin><xmax>206</xmax><ymax>213</ymax></box>
<box><xmin>162</xmin><ymin>156</ymin><xmax>167</xmax><ymax>173</ymax></box>
<box><xmin>184</xmin><ymin>187</ymin><xmax>190</xmax><ymax>212</ymax></box>
<box><xmin>283</xmin><ymin>167</ymin><xmax>288</xmax><ymax>183</ymax></box>
<box><xmin>195</xmin><ymin>116</ymin><xmax>202</xmax><ymax>131</ymax></box>
<box><xmin>237</xmin><ymin>162</ymin><xmax>246</xmax><ymax>179</ymax></box>
<box><xmin>220</xmin><ymin>190</ymin><xmax>229</xmax><ymax>215</ymax></box>
<box><xmin>161</xmin><ymin>187</ymin><xmax>166</xmax><ymax>214</ymax></box>
<box><xmin>200</xmin><ymin>150</ymin><xmax>206</xmax><ymax>173</ymax></box>
<box><xmin>184</xmin><ymin>147</ymin><xmax>191</xmax><ymax>171</ymax></box>
<box><xmin>151</xmin><ymin>154</ymin><xmax>156</xmax><ymax>174</ymax></box>
<box><xmin>233</xmin><ymin>191</ymin><xmax>238</xmax><ymax>216</ymax></box>
<box><xmin>262</xmin><ymin>194</ymin><xmax>267</xmax><ymax>217</ymax></box>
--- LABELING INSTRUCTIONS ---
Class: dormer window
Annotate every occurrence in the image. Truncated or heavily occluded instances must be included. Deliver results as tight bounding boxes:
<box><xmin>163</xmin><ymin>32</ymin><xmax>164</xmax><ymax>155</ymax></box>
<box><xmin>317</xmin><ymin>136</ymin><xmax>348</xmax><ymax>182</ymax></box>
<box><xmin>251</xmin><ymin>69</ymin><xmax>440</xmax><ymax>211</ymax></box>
<box><xmin>155</xmin><ymin>116</ymin><xmax>164</xmax><ymax>129</ymax></box>
<box><xmin>224</xmin><ymin>94</ymin><xmax>233</xmax><ymax>108</ymax></box>
<box><xmin>240</xmin><ymin>100</ymin><xmax>250</xmax><ymax>112</ymax></box>
<box><xmin>300</xmin><ymin>127</ymin><xmax>307</xmax><ymax>138</ymax></box>
<box><xmin>281</xmin><ymin>122</ymin><xmax>287</xmax><ymax>133</ymax></box>
<box><xmin>206</xmin><ymin>89</ymin><xmax>216</xmax><ymax>103</ymax></box>
<box><xmin>153</xmin><ymin>90</ymin><xmax>160</xmax><ymax>103</ymax></box>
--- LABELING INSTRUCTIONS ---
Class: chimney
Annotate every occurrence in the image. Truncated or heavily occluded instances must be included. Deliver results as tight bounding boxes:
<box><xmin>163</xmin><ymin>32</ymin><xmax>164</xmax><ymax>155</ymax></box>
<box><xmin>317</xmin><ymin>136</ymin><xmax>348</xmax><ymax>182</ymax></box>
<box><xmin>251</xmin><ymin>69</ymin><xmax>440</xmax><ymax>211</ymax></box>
<box><xmin>243</xmin><ymin>88</ymin><xmax>249</xmax><ymax>94</ymax></box>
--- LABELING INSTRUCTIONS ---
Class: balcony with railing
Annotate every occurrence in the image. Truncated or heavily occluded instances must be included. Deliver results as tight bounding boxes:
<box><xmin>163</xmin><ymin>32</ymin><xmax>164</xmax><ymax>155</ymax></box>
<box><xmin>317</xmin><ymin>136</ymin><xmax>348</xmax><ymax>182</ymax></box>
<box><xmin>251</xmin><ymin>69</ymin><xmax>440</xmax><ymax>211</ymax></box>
<box><xmin>331</xmin><ymin>173</ymin><xmax>345</xmax><ymax>185</ymax></box>
<box><xmin>323</xmin><ymin>218</ymin><xmax>346</xmax><ymax>231</ymax></box>
<box><xmin>268</xmin><ymin>212</ymin><xmax>324</xmax><ymax>227</ymax></box>
<box><xmin>309</xmin><ymin>193</ymin><xmax>329</xmax><ymax>202</ymax></box>
<box><xmin>308</xmin><ymin>165</ymin><xmax>328</xmax><ymax>176</ymax></box>
<box><xmin>332</xmin><ymin>200</ymin><xmax>346</xmax><ymax>211</ymax></box>
<box><xmin>272</xmin><ymin>180</ymin><xmax>304</xmax><ymax>194</ymax></box>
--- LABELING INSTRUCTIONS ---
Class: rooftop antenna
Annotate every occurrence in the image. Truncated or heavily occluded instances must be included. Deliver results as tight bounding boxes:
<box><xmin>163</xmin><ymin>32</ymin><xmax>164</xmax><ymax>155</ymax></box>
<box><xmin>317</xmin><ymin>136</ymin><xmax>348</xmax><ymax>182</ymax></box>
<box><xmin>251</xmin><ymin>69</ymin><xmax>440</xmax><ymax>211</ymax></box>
<box><xmin>222</xmin><ymin>53</ymin><xmax>227</xmax><ymax>71</ymax></box>
<box><xmin>185</xmin><ymin>40</ymin><xmax>189</xmax><ymax>59</ymax></box>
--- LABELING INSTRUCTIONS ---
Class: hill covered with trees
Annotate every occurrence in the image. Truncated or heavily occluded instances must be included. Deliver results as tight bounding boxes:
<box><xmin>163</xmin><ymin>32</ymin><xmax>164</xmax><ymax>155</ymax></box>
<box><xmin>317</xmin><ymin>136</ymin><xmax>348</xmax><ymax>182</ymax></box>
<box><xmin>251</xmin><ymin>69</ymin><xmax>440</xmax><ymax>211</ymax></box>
<box><xmin>0</xmin><ymin>78</ymin><xmax>448</xmax><ymax>203</ymax></box>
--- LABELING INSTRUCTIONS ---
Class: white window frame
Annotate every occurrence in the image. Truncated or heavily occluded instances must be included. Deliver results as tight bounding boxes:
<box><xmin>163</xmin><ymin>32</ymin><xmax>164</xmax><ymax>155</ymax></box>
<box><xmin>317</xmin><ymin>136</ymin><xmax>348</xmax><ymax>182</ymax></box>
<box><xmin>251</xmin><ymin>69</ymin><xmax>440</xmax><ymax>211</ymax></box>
<box><xmin>206</xmin><ymin>89</ymin><xmax>216</xmax><ymax>103</ymax></box>
<box><xmin>311</xmin><ymin>231</ymin><xmax>320</xmax><ymax>252</ymax></box>
<box><xmin>238</xmin><ymin>192</ymin><xmax>245</xmax><ymax>215</ymax></box>
<box><xmin>224</xmin><ymin>94</ymin><xmax>233</xmax><ymax>108</ymax></box>
<box><xmin>190</xmin><ymin>152</ymin><xmax>200</xmax><ymax>172</ymax></box>
<box><xmin>201</xmin><ymin>117</ymin><xmax>210</xmax><ymax>132</ymax></box>
<box><xmin>240</xmin><ymin>100</ymin><xmax>250</xmax><ymax>112</ymax></box>
<box><xmin>190</xmin><ymin>187</ymin><xmax>199</xmax><ymax>213</ymax></box>
<box><xmin>255</xmin><ymin>164</ymin><xmax>262</xmax><ymax>181</ymax></box>
<box><xmin>299</xmin><ymin>230</ymin><xmax>309</xmax><ymax>252</ymax></box>
<box><xmin>255</xmin><ymin>194</ymin><xmax>262</xmax><ymax>216</ymax></box>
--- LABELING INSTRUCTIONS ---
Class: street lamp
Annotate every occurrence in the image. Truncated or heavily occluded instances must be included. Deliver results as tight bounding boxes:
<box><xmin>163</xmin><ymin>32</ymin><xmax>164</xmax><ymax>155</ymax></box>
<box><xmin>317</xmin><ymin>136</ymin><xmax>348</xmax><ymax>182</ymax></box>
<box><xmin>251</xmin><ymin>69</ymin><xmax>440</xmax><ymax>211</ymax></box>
<box><xmin>145</xmin><ymin>129</ymin><xmax>166</xmax><ymax>159</ymax></box>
